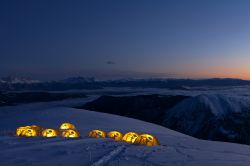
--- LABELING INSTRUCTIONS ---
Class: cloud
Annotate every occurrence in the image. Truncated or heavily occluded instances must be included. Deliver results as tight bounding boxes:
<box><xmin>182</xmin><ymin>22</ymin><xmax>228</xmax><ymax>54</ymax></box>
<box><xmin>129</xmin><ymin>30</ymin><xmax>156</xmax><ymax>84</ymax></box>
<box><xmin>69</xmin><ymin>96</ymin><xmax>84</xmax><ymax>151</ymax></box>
<box><xmin>106</xmin><ymin>61</ymin><xmax>116</xmax><ymax>65</ymax></box>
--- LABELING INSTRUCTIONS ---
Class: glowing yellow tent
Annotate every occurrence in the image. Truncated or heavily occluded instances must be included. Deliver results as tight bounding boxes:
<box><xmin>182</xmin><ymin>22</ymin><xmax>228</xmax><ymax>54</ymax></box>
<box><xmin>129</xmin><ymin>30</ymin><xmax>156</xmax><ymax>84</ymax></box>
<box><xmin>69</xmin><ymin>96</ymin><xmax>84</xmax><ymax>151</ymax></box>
<box><xmin>62</xmin><ymin>129</ymin><xmax>80</xmax><ymax>138</ymax></box>
<box><xmin>16</xmin><ymin>125</ymin><xmax>43</xmax><ymax>137</ymax></box>
<box><xmin>135</xmin><ymin>134</ymin><xmax>159</xmax><ymax>146</ymax></box>
<box><xmin>107</xmin><ymin>131</ymin><xmax>123</xmax><ymax>141</ymax></box>
<box><xmin>88</xmin><ymin>129</ymin><xmax>106</xmax><ymax>138</ymax></box>
<box><xmin>42</xmin><ymin>129</ymin><xmax>60</xmax><ymax>137</ymax></box>
<box><xmin>122</xmin><ymin>132</ymin><xmax>139</xmax><ymax>144</ymax></box>
<box><xmin>21</xmin><ymin>128</ymin><xmax>38</xmax><ymax>137</ymax></box>
<box><xmin>59</xmin><ymin>122</ymin><xmax>76</xmax><ymax>130</ymax></box>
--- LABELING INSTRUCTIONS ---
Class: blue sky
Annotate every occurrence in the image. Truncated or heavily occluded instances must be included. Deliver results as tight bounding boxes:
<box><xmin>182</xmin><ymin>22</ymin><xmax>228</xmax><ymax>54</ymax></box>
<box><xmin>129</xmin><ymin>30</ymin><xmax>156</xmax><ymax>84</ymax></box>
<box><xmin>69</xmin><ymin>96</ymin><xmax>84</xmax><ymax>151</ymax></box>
<box><xmin>1</xmin><ymin>0</ymin><xmax>250</xmax><ymax>80</ymax></box>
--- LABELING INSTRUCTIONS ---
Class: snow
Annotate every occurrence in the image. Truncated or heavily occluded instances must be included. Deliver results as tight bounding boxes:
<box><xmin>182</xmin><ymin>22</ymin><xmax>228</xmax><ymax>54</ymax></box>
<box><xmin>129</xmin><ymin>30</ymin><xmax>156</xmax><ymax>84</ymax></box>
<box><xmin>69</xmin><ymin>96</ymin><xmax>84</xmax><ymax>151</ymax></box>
<box><xmin>0</xmin><ymin>98</ymin><xmax>250</xmax><ymax>166</ymax></box>
<box><xmin>1</xmin><ymin>97</ymin><xmax>250</xmax><ymax>165</ymax></box>
<box><xmin>197</xmin><ymin>94</ymin><xmax>250</xmax><ymax>116</ymax></box>
<box><xmin>165</xmin><ymin>94</ymin><xmax>250</xmax><ymax>117</ymax></box>
<box><xmin>91</xmin><ymin>145</ymin><xmax>126</xmax><ymax>166</ymax></box>
<box><xmin>162</xmin><ymin>94</ymin><xmax>250</xmax><ymax>138</ymax></box>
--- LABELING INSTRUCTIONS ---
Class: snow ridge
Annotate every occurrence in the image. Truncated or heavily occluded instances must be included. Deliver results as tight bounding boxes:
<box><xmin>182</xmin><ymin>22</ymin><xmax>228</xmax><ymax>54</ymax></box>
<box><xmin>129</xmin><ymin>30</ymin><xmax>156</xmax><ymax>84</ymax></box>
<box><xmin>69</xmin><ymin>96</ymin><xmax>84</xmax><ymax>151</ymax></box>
<box><xmin>167</xmin><ymin>94</ymin><xmax>250</xmax><ymax>117</ymax></box>
<box><xmin>91</xmin><ymin>145</ymin><xmax>126</xmax><ymax>166</ymax></box>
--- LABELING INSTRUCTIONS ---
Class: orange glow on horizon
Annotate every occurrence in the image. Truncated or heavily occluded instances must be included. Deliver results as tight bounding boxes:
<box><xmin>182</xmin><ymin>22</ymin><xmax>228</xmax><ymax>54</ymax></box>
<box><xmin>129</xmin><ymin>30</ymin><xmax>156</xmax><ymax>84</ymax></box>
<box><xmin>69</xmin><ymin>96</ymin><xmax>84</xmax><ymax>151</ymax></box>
<box><xmin>178</xmin><ymin>68</ymin><xmax>250</xmax><ymax>80</ymax></box>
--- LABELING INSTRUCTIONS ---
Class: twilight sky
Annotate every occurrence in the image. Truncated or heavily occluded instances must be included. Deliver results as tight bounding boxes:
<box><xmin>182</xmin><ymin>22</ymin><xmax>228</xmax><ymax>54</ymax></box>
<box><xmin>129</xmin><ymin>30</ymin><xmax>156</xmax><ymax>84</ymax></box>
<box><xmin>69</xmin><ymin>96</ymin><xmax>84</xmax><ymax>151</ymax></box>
<box><xmin>1</xmin><ymin>0</ymin><xmax>250</xmax><ymax>80</ymax></box>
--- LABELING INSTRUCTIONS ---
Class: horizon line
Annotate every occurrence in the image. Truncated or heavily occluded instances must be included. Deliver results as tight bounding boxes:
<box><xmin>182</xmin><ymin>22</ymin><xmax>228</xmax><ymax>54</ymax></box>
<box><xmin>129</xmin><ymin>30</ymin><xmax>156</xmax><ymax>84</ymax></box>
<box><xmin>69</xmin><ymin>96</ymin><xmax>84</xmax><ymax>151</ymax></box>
<box><xmin>0</xmin><ymin>75</ymin><xmax>249</xmax><ymax>82</ymax></box>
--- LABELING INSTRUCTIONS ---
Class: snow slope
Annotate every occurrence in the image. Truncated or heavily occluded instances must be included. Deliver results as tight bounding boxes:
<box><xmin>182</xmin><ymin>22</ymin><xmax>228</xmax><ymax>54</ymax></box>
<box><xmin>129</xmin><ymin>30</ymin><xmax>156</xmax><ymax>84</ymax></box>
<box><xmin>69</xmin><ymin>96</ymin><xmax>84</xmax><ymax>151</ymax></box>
<box><xmin>168</xmin><ymin>94</ymin><xmax>250</xmax><ymax>116</ymax></box>
<box><xmin>163</xmin><ymin>94</ymin><xmax>250</xmax><ymax>143</ymax></box>
<box><xmin>1</xmin><ymin>98</ymin><xmax>250</xmax><ymax>165</ymax></box>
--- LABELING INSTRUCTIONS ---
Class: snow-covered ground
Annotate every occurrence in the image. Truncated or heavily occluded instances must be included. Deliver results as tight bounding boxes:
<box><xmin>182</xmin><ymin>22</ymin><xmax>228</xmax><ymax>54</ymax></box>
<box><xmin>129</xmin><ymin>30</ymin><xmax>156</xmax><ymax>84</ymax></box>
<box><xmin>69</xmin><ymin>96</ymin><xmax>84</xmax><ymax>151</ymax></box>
<box><xmin>1</xmin><ymin>96</ymin><xmax>250</xmax><ymax>166</ymax></box>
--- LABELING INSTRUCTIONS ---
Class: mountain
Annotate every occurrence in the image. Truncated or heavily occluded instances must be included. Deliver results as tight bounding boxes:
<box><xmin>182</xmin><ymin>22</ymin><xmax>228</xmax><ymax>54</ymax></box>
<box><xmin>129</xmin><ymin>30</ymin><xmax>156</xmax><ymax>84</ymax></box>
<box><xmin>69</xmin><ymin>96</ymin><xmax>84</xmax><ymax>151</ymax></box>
<box><xmin>80</xmin><ymin>94</ymin><xmax>188</xmax><ymax>124</ymax></box>
<box><xmin>0</xmin><ymin>77</ymin><xmax>249</xmax><ymax>91</ymax></box>
<box><xmin>79</xmin><ymin>94</ymin><xmax>250</xmax><ymax>145</ymax></box>
<box><xmin>1</xmin><ymin>97</ymin><xmax>250</xmax><ymax>165</ymax></box>
<box><xmin>0</xmin><ymin>91</ymin><xmax>87</xmax><ymax>106</ymax></box>
<box><xmin>99</xmin><ymin>78</ymin><xmax>250</xmax><ymax>89</ymax></box>
<box><xmin>163</xmin><ymin>94</ymin><xmax>250</xmax><ymax>144</ymax></box>
<box><xmin>0</xmin><ymin>76</ymin><xmax>101</xmax><ymax>91</ymax></box>
<box><xmin>0</xmin><ymin>76</ymin><xmax>40</xmax><ymax>84</ymax></box>
<box><xmin>59</xmin><ymin>76</ymin><xmax>95</xmax><ymax>83</ymax></box>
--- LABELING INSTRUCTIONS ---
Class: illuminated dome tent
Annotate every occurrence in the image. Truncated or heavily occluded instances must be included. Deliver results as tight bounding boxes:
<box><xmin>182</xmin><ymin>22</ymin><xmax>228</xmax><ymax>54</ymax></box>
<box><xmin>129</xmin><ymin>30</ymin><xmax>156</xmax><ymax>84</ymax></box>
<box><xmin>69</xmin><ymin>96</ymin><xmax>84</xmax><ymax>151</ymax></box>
<box><xmin>22</xmin><ymin>128</ymin><xmax>38</xmax><ymax>137</ymax></box>
<box><xmin>62</xmin><ymin>129</ymin><xmax>80</xmax><ymax>138</ymax></box>
<box><xmin>107</xmin><ymin>131</ymin><xmax>123</xmax><ymax>141</ymax></box>
<box><xmin>122</xmin><ymin>132</ymin><xmax>140</xmax><ymax>144</ymax></box>
<box><xmin>59</xmin><ymin>122</ymin><xmax>76</xmax><ymax>130</ymax></box>
<box><xmin>16</xmin><ymin>125</ymin><xmax>43</xmax><ymax>137</ymax></box>
<box><xmin>89</xmin><ymin>130</ymin><xmax>106</xmax><ymax>138</ymax></box>
<box><xmin>135</xmin><ymin>134</ymin><xmax>159</xmax><ymax>146</ymax></box>
<box><xmin>16</xmin><ymin>126</ymin><xmax>30</xmax><ymax>136</ymax></box>
<box><xmin>42</xmin><ymin>129</ymin><xmax>60</xmax><ymax>137</ymax></box>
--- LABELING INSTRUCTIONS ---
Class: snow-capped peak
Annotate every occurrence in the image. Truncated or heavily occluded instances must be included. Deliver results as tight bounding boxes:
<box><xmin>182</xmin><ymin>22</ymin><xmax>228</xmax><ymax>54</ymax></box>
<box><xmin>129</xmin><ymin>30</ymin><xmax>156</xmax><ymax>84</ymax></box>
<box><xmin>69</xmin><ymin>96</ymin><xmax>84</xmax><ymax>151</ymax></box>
<box><xmin>167</xmin><ymin>94</ymin><xmax>250</xmax><ymax>117</ymax></box>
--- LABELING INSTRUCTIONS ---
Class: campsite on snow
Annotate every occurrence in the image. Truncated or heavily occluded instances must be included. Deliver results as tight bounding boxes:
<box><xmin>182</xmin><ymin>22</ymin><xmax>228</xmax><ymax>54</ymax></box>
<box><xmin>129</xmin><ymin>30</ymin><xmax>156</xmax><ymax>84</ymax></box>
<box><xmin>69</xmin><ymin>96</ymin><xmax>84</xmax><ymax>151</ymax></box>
<box><xmin>2</xmin><ymin>1</ymin><xmax>250</xmax><ymax>165</ymax></box>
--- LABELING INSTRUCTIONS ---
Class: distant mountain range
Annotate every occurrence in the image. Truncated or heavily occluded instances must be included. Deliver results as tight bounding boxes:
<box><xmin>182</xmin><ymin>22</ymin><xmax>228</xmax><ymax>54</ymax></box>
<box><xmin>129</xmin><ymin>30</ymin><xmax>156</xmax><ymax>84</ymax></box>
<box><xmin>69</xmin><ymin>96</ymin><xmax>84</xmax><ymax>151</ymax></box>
<box><xmin>0</xmin><ymin>76</ymin><xmax>40</xmax><ymax>84</ymax></box>
<box><xmin>0</xmin><ymin>76</ymin><xmax>249</xmax><ymax>91</ymax></box>
<box><xmin>0</xmin><ymin>91</ymin><xmax>86</xmax><ymax>106</ymax></box>
<box><xmin>0</xmin><ymin>76</ymin><xmax>100</xmax><ymax>91</ymax></box>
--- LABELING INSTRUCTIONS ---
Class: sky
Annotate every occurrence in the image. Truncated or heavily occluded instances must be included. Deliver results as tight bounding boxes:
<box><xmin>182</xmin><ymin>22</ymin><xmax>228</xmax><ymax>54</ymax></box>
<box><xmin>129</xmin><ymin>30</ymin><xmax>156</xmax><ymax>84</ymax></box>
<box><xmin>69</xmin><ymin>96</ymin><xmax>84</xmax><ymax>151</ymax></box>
<box><xmin>0</xmin><ymin>0</ymin><xmax>250</xmax><ymax>80</ymax></box>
